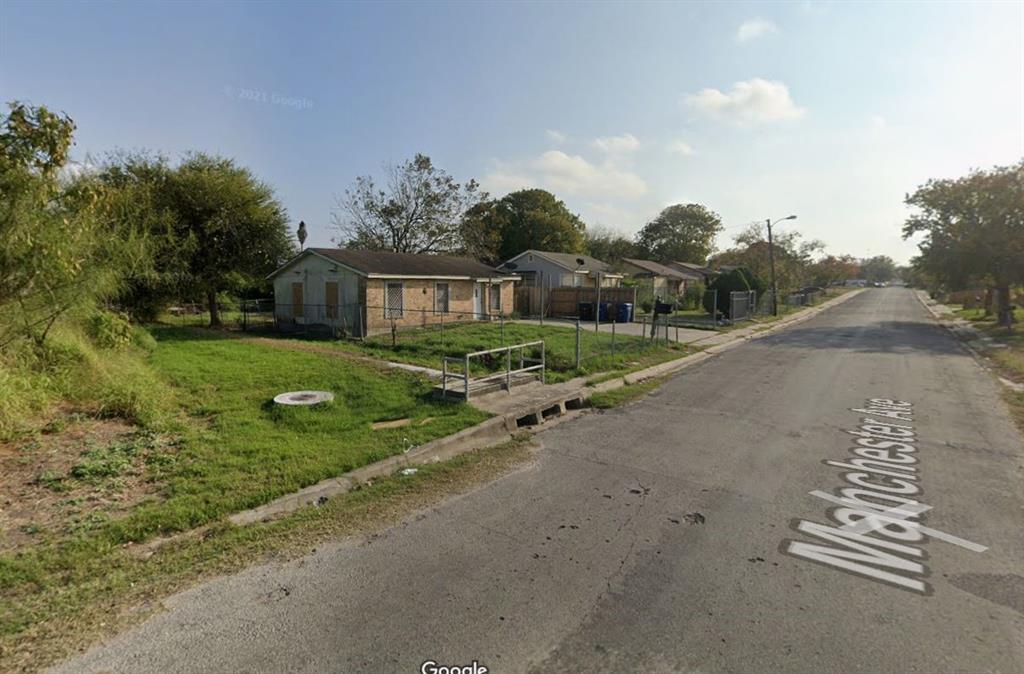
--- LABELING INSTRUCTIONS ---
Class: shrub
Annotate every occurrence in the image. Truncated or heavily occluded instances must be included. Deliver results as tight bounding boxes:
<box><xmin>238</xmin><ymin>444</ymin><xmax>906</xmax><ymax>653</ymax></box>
<box><xmin>703</xmin><ymin>268</ymin><xmax>752</xmax><ymax>318</ymax></box>
<box><xmin>86</xmin><ymin>310</ymin><xmax>133</xmax><ymax>349</ymax></box>
<box><xmin>682</xmin><ymin>282</ymin><xmax>705</xmax><ymax>310</ymax></box>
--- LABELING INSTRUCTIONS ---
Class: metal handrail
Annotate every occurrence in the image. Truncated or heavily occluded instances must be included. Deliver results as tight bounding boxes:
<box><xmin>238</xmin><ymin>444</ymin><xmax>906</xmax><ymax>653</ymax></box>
<box><xmin>441</xmin><ymin>340</ymin><xmax>546</xmax><ymax>397</ymax></box>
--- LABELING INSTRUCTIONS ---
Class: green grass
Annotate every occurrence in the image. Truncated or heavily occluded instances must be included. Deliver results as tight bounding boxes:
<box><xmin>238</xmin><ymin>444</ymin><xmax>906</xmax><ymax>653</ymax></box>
<box><xmin>1</xmin><ymin>327</ymin><xmax>490</xmax><ymax>658</ymax></box>
<box><xmin>0</xmin><ymin>434</ymin><xmax>535</xmax><ymax>673</ymax></box>
<box><xmin>588</xmin><ymin>377</ymin><xmax>666</xmax><ymax>409</ymax></box>
<box><xmin>315</xmin><ymin>321</ymin><xmax>691</xmax><ymax>383</ymax></box>
<box><xmin>112</xmin><ymin>327</ymin><xmax>489</xmax><ymax>541</ymax></box>
<box><xmin>951</xmin><ymin>306</ymin><xmax>1024</xmax><ymax>380</ymax></box>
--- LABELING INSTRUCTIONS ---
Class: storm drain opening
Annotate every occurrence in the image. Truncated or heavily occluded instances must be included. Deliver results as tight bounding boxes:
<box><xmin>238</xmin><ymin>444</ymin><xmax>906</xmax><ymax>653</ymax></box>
<box><xmin>541</xmin><ymin>404</ymin><xmax>563</xmax><ymax>420</ymax></box>
<box><xmin>516</xmin><ymin>412</ymin><xmax>541</xmax><ymax>428</ymax></box>
<box><xmin>564</xmin><ymin>397</ymin><xmax>584</xmax><ymax>411</ymax></box>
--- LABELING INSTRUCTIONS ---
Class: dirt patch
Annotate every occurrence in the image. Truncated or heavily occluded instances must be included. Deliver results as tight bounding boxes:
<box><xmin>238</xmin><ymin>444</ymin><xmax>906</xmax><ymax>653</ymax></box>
<box><xmin>0</xmin><ymin>415</ymin><xmax>177</xmax><ymax>553</ymax></box>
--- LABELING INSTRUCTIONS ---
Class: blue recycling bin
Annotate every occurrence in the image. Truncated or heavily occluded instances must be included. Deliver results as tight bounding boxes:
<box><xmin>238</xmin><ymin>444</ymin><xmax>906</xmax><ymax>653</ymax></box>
<box><xmin>597</xmin><ymin>301</ymin><xmax>611</xmax><ymax>322</ymax></box>
<box><xmin>616</xmin><ymin>302</ymin><xmax>634</xmax><ymax>323</ymax></box>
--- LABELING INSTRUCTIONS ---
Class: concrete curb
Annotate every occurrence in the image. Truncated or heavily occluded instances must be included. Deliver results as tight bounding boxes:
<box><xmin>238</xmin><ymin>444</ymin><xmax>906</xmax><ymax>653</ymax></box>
<box><xmin>228</xmin><ymin>289</ymin><xmax>863</xmax><ymax>526</ymax></box>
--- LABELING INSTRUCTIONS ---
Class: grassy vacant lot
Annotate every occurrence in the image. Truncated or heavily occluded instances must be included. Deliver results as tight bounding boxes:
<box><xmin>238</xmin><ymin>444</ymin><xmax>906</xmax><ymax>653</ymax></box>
<box><xmin>321</xmin><ymin>321</ymin><xmax>693</xmax><ymax>383</ymax></box>
<box><xmin>951</xmin><ymin>305</ymin><xmax>1024</xmax><ymax>431</ymax></box>
<box><xmin>1</xmin><ymin>327</ymin><xmax>488</xmax><ymax>664</ymax></box>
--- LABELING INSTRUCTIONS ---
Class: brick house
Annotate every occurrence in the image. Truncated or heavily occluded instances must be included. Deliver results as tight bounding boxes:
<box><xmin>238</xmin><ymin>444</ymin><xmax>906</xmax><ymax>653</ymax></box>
<box><xmin>269</xmin><ymin>248</ymin><xmax>518</xmax><ymax>337</ymax></box>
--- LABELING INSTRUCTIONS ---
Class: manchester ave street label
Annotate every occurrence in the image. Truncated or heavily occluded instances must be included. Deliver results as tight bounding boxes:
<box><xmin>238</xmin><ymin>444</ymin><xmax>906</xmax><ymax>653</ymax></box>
<box><xmin>782</xmin><ymin>398</ymin><xmax>988</xmax><ymax>595</ymax></box>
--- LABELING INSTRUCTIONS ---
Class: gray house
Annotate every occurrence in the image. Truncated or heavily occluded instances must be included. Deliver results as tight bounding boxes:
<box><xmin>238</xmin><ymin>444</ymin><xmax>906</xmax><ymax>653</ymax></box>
<box><xmin>499</xmin><ymin>250</ymin><xmax>622</xmax><ymax>288</ymax></box>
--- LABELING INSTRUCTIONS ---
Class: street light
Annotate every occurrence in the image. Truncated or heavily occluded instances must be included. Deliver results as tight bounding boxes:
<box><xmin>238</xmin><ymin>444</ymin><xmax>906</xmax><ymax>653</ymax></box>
<box><xmin>767</xmin><ymin>214</ymin><xmax>797</xmax><ymax>316</ymax></box>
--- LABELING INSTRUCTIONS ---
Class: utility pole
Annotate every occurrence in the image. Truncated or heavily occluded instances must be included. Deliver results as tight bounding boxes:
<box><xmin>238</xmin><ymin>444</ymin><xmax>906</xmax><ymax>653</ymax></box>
<box><xmin>766</xmin><ymin>214</ymin><xmax>797</xmax><ymax>316</ymax></box>
<box><xmin>595</xmin><ymin>270</ymin><xmax>601</xmax><ymax>333</ymax></box>
<box><xmin>766</xmin><ymin>218</ymin><xmax>778</xmax><ymax>316</ymax></box>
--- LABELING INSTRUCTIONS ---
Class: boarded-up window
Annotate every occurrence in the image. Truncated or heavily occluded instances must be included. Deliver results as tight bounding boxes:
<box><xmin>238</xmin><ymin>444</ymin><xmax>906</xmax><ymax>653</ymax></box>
<box><xmin>385</xmin><ymin>282</ymin><xmax>404</xmax><ymax>318</ymax></box>
<box><xmin>291</xmin><ymin>282</ymin><xmax>303</xmax><ymax>318</ymax></box>
<box><xmin>435</xmin><ymin>283</ymin><xmax>449</xmax><ymax>314</ymax></box>
<box><xmin>325</xmin><ymin>281</ymin><xmax>339</xmax><ymax>319</ymax></box>
<box><xmin>489</xmin><ymin>283</ymin><xmax>501</xmax><ymax>312</ymax></box>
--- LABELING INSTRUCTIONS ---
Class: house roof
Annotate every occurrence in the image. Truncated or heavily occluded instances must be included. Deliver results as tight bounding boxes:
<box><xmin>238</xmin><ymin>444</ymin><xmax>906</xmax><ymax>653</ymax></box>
<box><xmin>621</xmin><ymin>258</ymin><xmax>693</xmax><ymax>280</ymax></box>
<box><xmin>666</xmin><ymin>261</ymin><xmax>715</xmax><ymax>278</ymax></box>
<box><xmin>502</xmin><ymin>249</ymin><xmax>616</xmax><ymax>274</ymax></box>
<box><xmin>271</xmin><ymin>248</ymin><xmax>514</xmax><ymax>280</ymax></box>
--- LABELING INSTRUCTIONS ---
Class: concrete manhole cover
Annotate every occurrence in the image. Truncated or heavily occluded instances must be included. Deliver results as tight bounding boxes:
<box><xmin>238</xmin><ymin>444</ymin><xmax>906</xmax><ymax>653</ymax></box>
<box><xmin>273</xmin><ymin>390</ymin><xmax>335</xmax><ymax>406</ymax></box>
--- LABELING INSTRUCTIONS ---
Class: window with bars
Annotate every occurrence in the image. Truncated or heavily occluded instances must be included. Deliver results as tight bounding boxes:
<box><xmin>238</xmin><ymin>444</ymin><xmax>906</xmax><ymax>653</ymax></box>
<box><xmin>489</xmin><ymin>283</ymin><xmax>501</xmax><ymax>312</ymax></box>
<box><xmin>385</xmin><ymin>282</ymin><xmax>404</xmax><ymax>318</ymax></box>
<box><xmin>435</xmin><ymin>283</ymin><xmax>450</xmax><ymax>314</ymax></box>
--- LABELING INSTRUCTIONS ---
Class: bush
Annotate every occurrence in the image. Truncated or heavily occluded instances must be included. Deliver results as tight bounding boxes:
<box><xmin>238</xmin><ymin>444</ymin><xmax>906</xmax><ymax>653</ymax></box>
<box><xmin>703</xmin><ymin>268</ymin><xmax>752</xmax><ymax>318</ymax></box>
<box><xmin>640</xmin><ymin>300</ymin><xmax>654</xmax><ymax>314</ymax></box>
<box><xmin>86</xmin><ymin>310</ymin><xmax>134</xmax><ymax>349</ymax></box>
<box><xmin>682</xmin><ymin>282</ymin><xmax>705</xmax><ymax>310</ymax></box>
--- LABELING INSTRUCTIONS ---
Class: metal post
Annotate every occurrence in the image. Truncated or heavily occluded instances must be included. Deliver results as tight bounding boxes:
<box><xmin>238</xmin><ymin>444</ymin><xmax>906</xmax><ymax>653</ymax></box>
<box><xmin>440</xmin><ymin>311</ymin><xmax>444</xmax><ymax>351</ymax></box>
<box><xmin>464</xmin><ymin>353</ymin><xmax>470</xmax><ymax>399</ymax></box>
<box><xmin>506</xmin><ymin>347</ymin><xmax>512</xmax><ymax>393</ymax></box>
<box><xmin>541</xmin><ymin>341</ymin><xmax>546</xmax><ymax>384</ymax></box>
<box><xmin>539</xmin><ymin>271</ymin><xmax>544</xmax><ymax>326</ymax></box>
<box><xmin>595</xmin><ymin>272</ymin><xmax>601</xmax><ymax>333</ymax></box>
<box><xmin>442</xmin><ymin>358</ymin><xmax>447</xmax><ymax>396</ymax></box>
<box><xmin>641</xmin><ymin>315</ymin><xmax>647</xmax><ymax>340</ymax></box>
<box><xmin>665</xmin><ymin>315</ymin><xmax>669</xmax><ymax>343</ymax></box>
<box><xmin>500</xmin><ymin>314</ymin><xmax>505</xmax><ymax>345</ymax></box>
<box><xmin>575</xmin><ymin>319</ymin><xmax>581</xmax><ymax>369</ymax></box>
<box><xmin>611</xmin><ymin>318</ymin><xmax>616</xmax><ymax>357</ymax></box>
<box><xmin>391</xmin><ymin>319</ymin><xmax>397</xmax><ymax>348</ymax></box>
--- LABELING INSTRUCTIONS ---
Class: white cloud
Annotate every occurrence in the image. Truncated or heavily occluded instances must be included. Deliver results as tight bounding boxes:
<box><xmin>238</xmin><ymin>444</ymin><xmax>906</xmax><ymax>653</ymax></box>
<box><xmin>684</xmin><ymin>78</ymin><xmax>806</xmax><ymax>123</ymax></box>
<box><xmin>545</xmin><ymin>129</ymin><xmax>567</xmax><ymax>144</ymax></box>
<box><xmin>482</xmin><ymin>150</ymin><xmax>648</xmax><ymax>200</ymax></box>
<box><xmin>870</xmin><ymin>114</ymin><xmax>887</xmax><ymax>129</ymax></box>
<box><xmin>736</xmin><ymin>18</ymin><xmax>778</xmax><ymax>43</ymax></box>
<box><xmin>590</xmin><ymin>132</ymin><xmax>640</xmax><ymax>154</ymax></box>
<box><xmin>667</xmin><ymin>140</ymin><xmax>695</xmax><ymax>156</ymax></box>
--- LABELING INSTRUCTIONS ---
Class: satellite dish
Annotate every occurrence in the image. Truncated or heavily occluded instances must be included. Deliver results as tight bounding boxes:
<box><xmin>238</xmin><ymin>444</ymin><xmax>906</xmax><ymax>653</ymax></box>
<box><xmin>576</xmin><ymin>258</ymin><xmax>585</xmax><ymax>267</ymax></box>
<box><xmin>297</xmin><ymin>220</ymin><xmax>308</xmax><ymax>249</ymax></box>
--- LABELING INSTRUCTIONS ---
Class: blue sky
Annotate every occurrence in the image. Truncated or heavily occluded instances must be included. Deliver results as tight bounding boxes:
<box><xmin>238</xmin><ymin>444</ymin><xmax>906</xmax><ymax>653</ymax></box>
<box><xmin>2</xmin><ymin>0</ymin><xmax>1021</xmax><ymax>263</ymax></box>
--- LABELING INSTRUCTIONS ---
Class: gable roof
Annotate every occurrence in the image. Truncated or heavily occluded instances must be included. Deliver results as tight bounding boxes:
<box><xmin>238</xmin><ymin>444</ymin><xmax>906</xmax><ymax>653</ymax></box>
<box><xmin>621</xmin><ymin>258</ymin><xmax>693</xmax><ymax>280</ymax></box>
<box><xmin>666</xmin><ymin>261</ymin><xmax>715</xmax><ymax>278</ymax></box>
<box><xmin>502</xmin><ymin>249</ymin><xmax>615</xmax><ymax>273</ymax></box>
<box><xmin>271</xmin><ymin>248</ymin><xmax>513</xmax><ymax>280</ymax></box>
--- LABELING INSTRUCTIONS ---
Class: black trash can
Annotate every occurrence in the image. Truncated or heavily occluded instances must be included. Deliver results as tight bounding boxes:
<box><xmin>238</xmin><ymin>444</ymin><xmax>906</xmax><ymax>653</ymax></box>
<box><xmin>578</xmin><ymin>302</ymin><xmax>594</xmax><ymax>321</ymax></box>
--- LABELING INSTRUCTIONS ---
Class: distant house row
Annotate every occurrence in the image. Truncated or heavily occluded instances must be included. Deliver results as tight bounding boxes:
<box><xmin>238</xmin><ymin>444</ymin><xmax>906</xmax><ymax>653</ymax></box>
<box><xmin>268</xmin><ymin>247</ymin><xmax>714</xmax><ymax>336</ymax></box>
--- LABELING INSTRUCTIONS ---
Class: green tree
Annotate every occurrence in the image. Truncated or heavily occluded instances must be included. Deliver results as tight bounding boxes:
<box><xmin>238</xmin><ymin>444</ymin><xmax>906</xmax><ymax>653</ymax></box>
<box><xmin>635</xmin><ymin>203</ymin><xmax>722</xmax><ymax>263</ymax></box>
<box><xmin>860</xmin><ymin>255</ymin><xmax>897</xmax><ymax>283</ymax></box>
<box><xmin>903</xmin><ymin>161</ymin><xmax>1024</xmax><ymax>325</ymax></box>
<box><xmin>461</xmin><ymin>188</ymin><xmax>586</xmax><ymax>265</ymax></box>
<box><xmin>166</xmin><ymin>154</ymin><xmax>293</xmax><ymax>326</ymax></box>
<box><xmin>0</xmin><ymin>102</ymin><xmax>143</xmax><ymax>346</ymax></box>
<box><xmin>712</xmin><ymin>223</ymin><xmax>823</xmax><ymax>295</ymax></box>
<box><xmin>334</xmin><ymin>154</ymin><xmax>484</xmax><ymax>254</ymax></box>
<box><xmin>584</xmin><ymin>225</ymin><xmax>637</xmax><ymax>265</ymax></box>
<box><xmin>809</xmin><ymin>254</ymin><xmax>860</xmax><ymax>287</ymax></box>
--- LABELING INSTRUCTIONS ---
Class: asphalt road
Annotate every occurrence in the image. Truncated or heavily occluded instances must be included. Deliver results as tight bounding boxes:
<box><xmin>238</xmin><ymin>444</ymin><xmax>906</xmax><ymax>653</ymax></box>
<box><xmin>54</xmin><ymin>288</ymin><xmax>1024</xmax><ymax>674</ymax></box>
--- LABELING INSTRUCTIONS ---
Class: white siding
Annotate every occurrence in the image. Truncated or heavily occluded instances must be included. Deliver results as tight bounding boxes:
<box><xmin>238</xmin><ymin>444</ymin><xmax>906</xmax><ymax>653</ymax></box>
<box><xmin>272</xmin><ymin>254</ymin><xmax>362</xmax><ymax>332</ymax></box>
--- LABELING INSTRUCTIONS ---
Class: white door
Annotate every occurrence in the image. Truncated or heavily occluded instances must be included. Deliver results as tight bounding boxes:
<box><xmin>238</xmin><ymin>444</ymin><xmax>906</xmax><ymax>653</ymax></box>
<box><xmin>473</xmin><ymin>283</ymin><xmax>484</xmax><ymax>319</ymax></box>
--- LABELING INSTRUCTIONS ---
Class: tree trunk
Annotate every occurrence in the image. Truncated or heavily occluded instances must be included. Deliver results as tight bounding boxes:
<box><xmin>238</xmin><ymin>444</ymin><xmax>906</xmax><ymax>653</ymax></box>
<box><xmin>983</xmin><ymin>287</ymin><xmax>994</xmax><ymax>316</ymax></box>
<box><xmin>207</xmin><ymin>289</ymin><xmax>221</xmax><ymax>327</ymax></box>
<box><xmin>995</xmin><ymin>285</ymin><xmax>1013</xmax><ymax>328</ymax></box>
